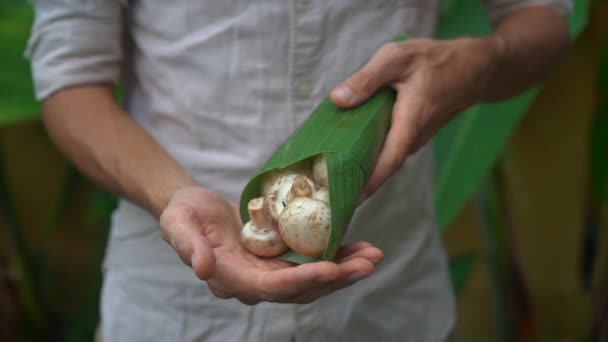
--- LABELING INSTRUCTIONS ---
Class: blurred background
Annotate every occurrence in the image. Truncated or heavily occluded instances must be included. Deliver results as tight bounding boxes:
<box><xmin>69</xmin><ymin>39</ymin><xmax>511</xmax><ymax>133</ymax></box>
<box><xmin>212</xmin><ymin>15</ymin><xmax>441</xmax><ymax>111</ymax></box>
<box><xmin>0</xmin><ymin>0</ymin><xmax>607</xmax><ymax>341</ymax></box>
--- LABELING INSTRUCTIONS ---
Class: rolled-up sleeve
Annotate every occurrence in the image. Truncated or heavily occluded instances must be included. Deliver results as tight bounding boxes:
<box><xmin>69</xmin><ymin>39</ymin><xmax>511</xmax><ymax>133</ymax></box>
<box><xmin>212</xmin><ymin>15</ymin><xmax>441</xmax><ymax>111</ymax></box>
<box><xmin>25</xmin><ymin>0</ymin><xmax>123</xmax><ymax>100</ymax></box>
<box><xmin>484</xmin><ymin>0</ymin><xmax>573</xmax><ymax>25</ymax></box>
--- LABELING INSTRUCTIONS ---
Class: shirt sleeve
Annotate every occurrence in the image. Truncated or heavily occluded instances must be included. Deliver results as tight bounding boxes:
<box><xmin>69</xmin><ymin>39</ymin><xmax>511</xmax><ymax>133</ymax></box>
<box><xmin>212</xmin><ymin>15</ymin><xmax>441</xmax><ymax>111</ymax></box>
<box><xmin>25</xmin><ymin>0</ymin><xmax>124</xmax><ymax>101</ymax></box>
<box><xmin>483</xmin><ymin>0</ymin><xmax>573</xmax><ymax>26</ymax></box>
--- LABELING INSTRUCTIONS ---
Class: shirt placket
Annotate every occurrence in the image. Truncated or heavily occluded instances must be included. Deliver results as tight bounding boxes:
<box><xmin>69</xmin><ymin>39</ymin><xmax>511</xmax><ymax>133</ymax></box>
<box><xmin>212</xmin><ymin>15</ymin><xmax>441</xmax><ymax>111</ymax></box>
<box><xmin>288</xmin><ymin>0</ymin><xmax>322</xmax><ymax>131</ymax></box>
<box><xmin>288</xmin><ymin>0</ymin><xmax>324</xmax><ymax>341</ymax></box>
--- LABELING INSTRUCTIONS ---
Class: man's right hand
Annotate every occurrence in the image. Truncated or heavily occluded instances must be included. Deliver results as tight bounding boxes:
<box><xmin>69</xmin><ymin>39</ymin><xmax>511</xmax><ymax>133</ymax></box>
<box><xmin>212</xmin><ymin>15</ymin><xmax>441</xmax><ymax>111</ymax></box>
<box><xmin>42</xmin><ymin>86</ymin><xmax>383</xmax><ymax>305</ymax></box>
<box><xmin>160</xmin><ymin>185</ymin><xmax>384</xmax><ymax>305</ymax></box>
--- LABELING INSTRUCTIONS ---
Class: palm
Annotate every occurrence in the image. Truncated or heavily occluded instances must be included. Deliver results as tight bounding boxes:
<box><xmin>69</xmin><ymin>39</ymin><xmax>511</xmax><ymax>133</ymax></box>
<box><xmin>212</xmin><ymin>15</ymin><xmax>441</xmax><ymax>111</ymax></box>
<box><xmin>162</xmin><ymin>186</ymin><xmax>383</xmax><ymax>304</ymax></box>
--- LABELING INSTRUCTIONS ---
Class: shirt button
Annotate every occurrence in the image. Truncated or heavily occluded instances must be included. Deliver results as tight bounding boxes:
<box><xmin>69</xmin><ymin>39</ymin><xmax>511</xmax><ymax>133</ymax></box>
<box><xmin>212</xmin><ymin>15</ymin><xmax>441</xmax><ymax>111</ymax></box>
<box><xmin>296</xmin><ymin>0</ymin><xmax>310</xmax><ymax>9</ymax></box>
<box><xmin>296</xmin><ymin>82</ymin><xmax>312</xmax><ymax>98</ymax></box>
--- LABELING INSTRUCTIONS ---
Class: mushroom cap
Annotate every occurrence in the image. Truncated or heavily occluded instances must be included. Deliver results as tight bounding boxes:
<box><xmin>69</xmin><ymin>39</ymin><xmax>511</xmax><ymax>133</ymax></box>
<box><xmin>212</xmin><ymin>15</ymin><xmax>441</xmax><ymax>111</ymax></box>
<box><xmin>312</xmin><ymin>154</ymin><xmax>328</xmax><ymax>188</ymax></box>
<box><xmin>260</xmin><ymin>160</ymin><xmax>313</xmax><ymax>196</ymax></box>
<box><xmin>241</xmin><ymin>221</ymin><xmax>288</xmax><ymax>257</ymax></box>
<box><xmin>278</xmin><ymin>197</ymin><xmax>331</xmax><ymax>257</ymax></box>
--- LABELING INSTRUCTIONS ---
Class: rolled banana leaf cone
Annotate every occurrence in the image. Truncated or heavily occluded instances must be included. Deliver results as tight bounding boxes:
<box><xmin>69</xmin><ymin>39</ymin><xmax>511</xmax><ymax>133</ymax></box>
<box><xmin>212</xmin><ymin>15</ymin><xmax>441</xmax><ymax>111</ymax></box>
<box><xmin>239</xmin><ymin>88</ymin><xmax>396</xmax><ymax>263</ymax></box>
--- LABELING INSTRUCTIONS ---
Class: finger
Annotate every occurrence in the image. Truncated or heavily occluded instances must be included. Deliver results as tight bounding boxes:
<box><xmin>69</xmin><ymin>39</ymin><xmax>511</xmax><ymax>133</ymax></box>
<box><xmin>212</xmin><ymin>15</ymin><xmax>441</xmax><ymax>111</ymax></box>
<box><xmin>257</xmin><ymin>252</ymin><xmax>378</xmax><ymax>303</ymax></box>
<box><xmin>237</xmin><ymin>297</ymin><xmax>260</xmax><ymax>306</ymax></box>
<box><xmin>255</xmin><ymin>261</ymin><xmax>341</xmax><ymax>301</ymax></box>
<box><xmin>190</xmin><ymin>235</ymin><xmax>217</xmax><ymax>280</ymax></box>
<box><xmin>290</xmin><ymin>257</ymin><xmax>376</xmax><ymax>304</ymax></box>
<box><xmin>160</xmin><ymin>208</ymin><xmax>217</xmax><ymax>280</ymax></box>
<box><xmin>364</xmin><ymin>91</ymin><xmax>423</xmax><ymax>196</ymax></box>
<box><xmin>334</xmin><ymin>241</ymin><xmax>383</xmax><ymax>265</ymax></box>
<box><xmin>335</xmin><ymin>244</ymin><xmax>384</xmax><ymax>265</ymax></box>
<box><xmin>334</xmin><ymin>241</ymin><xmax>373</xmax><ymax>260</ymax></box>
<box><xmin>330</xmin><ymin>42</ymin><xmax>410</xmax><ymax>108</ymax></box>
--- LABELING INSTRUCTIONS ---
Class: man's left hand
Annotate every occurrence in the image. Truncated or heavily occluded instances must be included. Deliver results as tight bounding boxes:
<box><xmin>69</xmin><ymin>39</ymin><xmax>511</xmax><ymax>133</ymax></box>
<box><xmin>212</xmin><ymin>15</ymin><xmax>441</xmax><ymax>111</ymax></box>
<box><xmin>330</xmin><ymin>37</ymin><xmax>504</xmax><ymax>198</ymax></box>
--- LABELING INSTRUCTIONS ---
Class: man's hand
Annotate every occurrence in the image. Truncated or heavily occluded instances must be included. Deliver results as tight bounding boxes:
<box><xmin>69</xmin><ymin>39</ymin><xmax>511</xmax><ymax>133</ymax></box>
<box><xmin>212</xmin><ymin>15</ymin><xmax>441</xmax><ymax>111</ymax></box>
<box><xmin>330</xmin><ymin>6</ymin><xmax>569</xmax><ymax>198</ymax></box>
<box><xmin>160</xmin><ymin>186</ymin><xmax>384</xmax><ymax>305</ymax></box>
<box><xmin>331</xmin><ymin>37</ymin><xmax>499</xmax><ymax>197</ymax></box>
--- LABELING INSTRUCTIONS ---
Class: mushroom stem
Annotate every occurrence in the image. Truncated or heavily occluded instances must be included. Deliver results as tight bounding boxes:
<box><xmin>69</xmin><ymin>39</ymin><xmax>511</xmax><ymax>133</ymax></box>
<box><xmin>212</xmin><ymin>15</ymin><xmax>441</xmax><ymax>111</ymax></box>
<box><xmin>248</xmin><ymin>197</ymin><xmax>272</xmax><ymax>228</ymax></box>
<box><xmin>290</xmin><ymin>175</ymin><xmax>314</xmax><ymax>199</ymax></box>
<box><xmin>312</xmin><ymin>154</ymin><xmax>328</xmax><ymax>188</ymax></box>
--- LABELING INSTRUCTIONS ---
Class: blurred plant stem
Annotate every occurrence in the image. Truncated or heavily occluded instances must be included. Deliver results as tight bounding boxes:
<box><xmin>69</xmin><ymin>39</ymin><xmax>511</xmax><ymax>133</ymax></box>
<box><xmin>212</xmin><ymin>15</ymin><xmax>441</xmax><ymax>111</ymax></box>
<box><xmin>0</xmin><ymin>148</ymin><xmax>49</xmax><ymax>338</ymax></box>
<box><xmin>41</xmin><ymin>166</ymin><xmax>76</xmax><ymax>242</ymax></box>
<box><xmin>586</xmin><ymin>5</ymin><xmax>608</xmax><ymax>338</ymax></box>
<box><xmin>476</xmin><ymin>163</ymin><xmax>534</xmax><ymax>342</ymax></box>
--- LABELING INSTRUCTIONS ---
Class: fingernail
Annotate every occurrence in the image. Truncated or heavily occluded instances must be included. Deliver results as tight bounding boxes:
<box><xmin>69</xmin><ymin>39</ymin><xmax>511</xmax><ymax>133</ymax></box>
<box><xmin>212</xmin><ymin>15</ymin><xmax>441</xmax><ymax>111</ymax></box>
<box><xmin>334</xmin><ymin>85</ymin><xmax>354</xmax><ymax>104</ymax></box>
<box><xmin>370</xmin><ymin>257</ymin><xmax>382</xmax><ymax>265</ymax></box>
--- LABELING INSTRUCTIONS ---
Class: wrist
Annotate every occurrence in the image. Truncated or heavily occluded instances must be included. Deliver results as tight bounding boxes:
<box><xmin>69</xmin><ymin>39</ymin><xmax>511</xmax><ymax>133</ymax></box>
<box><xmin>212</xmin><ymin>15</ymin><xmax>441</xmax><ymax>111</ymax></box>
<box><xmin>151</xmin><ymin>174</ymin><xmax>199</xmax><ymax>218</ymax></box>
<box><xmin>469</xmin><ymin>35</ymin><xmax>509</xmax><ymax>103</ymax></box>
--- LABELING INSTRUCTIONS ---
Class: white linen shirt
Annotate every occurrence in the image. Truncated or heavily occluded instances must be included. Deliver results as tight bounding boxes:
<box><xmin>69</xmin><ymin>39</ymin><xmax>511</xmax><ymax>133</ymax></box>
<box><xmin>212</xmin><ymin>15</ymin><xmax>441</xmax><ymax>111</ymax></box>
<box><xmin>26</xmin><ymin>1</ymin><xmax>571</xmax><ymax>341</ymax></box>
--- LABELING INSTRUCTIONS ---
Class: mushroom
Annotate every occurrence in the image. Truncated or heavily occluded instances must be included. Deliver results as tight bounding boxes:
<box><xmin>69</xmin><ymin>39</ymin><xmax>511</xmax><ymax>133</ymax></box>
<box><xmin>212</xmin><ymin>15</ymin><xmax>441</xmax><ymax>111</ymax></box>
<box><xmin>260</xmin><ymin>159</ymin><xmax>313</xmax><ymax>196</ymax></box>
<box><xmin>312</xmin><ymin>154</ymin><xmax>328</xmax><ymax>188</ymax></box>
<box><xmin>241</xmin><ymin>223</ymin><xmax>288</xmax><ymax>257</ymax></box>
<box><xmin>240</xmin><ymin>197</ymin><xmax>288</xmax><ymax>257</ymax></box>
<box><xmin>263</xmin><ymin>174</ymin><xmax>315</xmax><ymax>225</ymax></box>
<box><xmin>278</xmin><ymin>197</ymin><xmax>331</xmax><ymax>257</ymax></box>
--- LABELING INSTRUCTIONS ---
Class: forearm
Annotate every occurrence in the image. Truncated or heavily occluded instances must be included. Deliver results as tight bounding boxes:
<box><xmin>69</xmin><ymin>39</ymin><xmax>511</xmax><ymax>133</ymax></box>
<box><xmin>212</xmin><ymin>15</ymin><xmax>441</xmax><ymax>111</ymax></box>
<box><xmin>42</xmin><ymin>85</ymin><xmax>196</xmax><ymax>217</ymax></box>
<box><xmin>480</xmin><ymin>6</ymin><xmax>570</xmax><ymax>102</ymax></box>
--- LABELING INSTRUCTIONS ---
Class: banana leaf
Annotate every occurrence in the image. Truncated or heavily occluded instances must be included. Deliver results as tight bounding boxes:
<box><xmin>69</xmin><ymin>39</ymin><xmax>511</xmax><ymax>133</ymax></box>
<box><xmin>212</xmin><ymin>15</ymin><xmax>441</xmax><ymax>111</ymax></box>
<box><xmin>240</xmin><ymin>89</ymin><xmax>395</xmax><ymax>263</ymax></box>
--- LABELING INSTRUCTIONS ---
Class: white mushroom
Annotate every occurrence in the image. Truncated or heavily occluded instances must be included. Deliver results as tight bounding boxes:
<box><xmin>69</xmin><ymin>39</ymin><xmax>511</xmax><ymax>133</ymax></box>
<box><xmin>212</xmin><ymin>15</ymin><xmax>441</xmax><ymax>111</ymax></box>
<box><xmin>260</xmin><ymin>160</ymin><xmax>313</xmax><ymax>196</ymax></box>
<box><xmin>278</xmin><ymin>197</ymin><xmax>331</xmax><ymax>257</ymax></box>
<box><xmin>241</xmin><ymin>222</ymin><xmax>288</xmax><ymax>257</ymax></box>
<box><xmin>312</xmin><ymin>154</ymin><xmax>328</xmax><ymax>188</ymax></box>
<box><xmin>264</xmin><ymin>174</ymin><xmax>315</xmax><ymax>225</ymax></box>
<box><xmin>312</xmin><ymin>187</ymin><xmax>329</xmax><ymax>204</ymax></box>
<box><xmin>241</xmin><ymin>197</ymin><xmax>288</xmax><ymax>257</ymax></box>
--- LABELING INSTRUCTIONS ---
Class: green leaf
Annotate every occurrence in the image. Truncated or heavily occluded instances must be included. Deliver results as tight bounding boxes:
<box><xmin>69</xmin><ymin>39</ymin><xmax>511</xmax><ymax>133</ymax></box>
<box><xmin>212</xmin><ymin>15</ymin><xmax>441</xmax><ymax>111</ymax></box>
<box><xmin>434</xmin><ymin>91</ymin><xmax>538</xmax><ymax>229</ymax></box>
<box><xmin>449</xmin><ymin>253</ymin><xmax>478</xmax><ymax>296</ymax></box>
<box><xmin>433</xmin><ymin>0</ymin><xmax>588</xmax><ymax>230</ymax></box>
<box><xmin>569</xmin><ymin>0</ymin><xmax>590</xmax><ymax>37</ymax></box>
<box><xmin>0</xmin><ymin>2</ymin><xmax>40</xmax><ymax>126</ymax></box>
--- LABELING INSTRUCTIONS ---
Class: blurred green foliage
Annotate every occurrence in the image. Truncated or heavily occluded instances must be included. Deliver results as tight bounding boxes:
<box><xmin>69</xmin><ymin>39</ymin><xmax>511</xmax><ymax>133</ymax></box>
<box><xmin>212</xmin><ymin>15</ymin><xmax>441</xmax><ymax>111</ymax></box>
<box><xmin>0</xmin><ymin>1</ymin><xmax>38</xmax><ymax>124</ymax></box>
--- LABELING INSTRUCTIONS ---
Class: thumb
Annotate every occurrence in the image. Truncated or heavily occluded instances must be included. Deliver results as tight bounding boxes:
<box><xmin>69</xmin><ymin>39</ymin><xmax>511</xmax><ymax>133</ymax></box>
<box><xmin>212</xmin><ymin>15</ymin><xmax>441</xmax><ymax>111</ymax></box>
<box><xmin>160</xmin><ymin>209</ymin><xmax>217</xmax><ymax>280</ymax></box>
<box><xmin>330</xmin><ymin>43</ymin><xmax>404</xmax><ymax>108</ymax></box>
<box><xmin>189</xmin><ymin>235</ymin><xmax>217</xmax><ymax>280</ymax></box>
